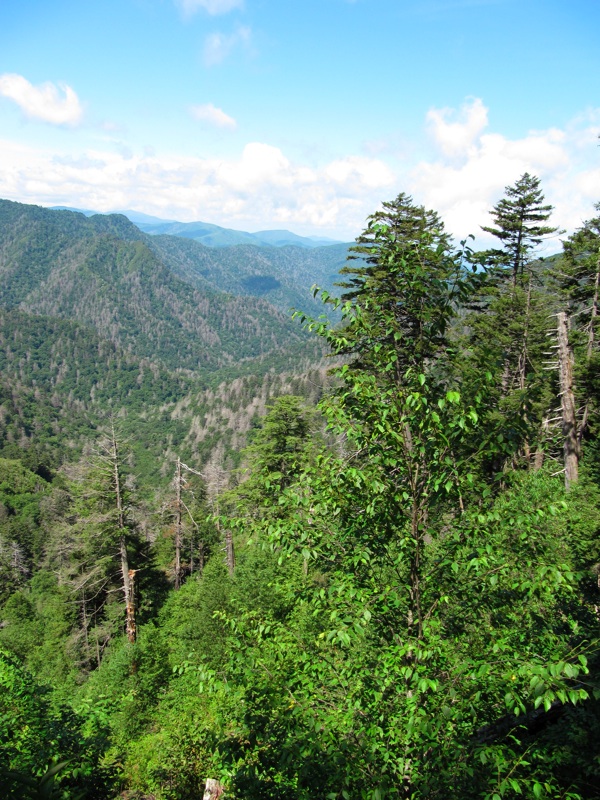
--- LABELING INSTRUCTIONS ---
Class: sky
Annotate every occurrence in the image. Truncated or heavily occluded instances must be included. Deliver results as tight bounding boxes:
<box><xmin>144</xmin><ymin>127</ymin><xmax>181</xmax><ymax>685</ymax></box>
<box><xmin>0</xmin><ymin>0</ymin><xmax>599</xmax><ymax>246</ymax></box>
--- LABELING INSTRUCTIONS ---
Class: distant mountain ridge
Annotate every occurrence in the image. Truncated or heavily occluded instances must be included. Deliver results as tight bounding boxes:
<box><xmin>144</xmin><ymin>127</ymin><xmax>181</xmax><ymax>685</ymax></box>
<box><xmin>47</xmin><ymin>203</ymin><xmax>349</xmax><ymax>317</ymax></box>
<box><xmin>0</xmin><ymin>199</ymin><xmax>307</xmax><ymax>373</ymax></box>
<box><xmin>0</xmin><ymin>199</ymin><xmax>338</xmax><ymax>483</ymax></box>
<box><xmin>50</xmin><ymin>205</ymin><xmax>344</xmax><ymax>249</ymax></box>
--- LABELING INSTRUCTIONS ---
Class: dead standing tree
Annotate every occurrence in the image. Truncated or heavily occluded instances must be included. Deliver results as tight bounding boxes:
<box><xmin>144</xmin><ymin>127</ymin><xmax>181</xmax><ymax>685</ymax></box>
<box><xmin>86</xmin><ymin>425</ymin><xmax>138</xmax><ymax>644</ymax></box>
<box><xmin>171</xmin><ymin>457</ymin><xmax>209</xmax><ymax>586</ymax></box>
<box><xmin>108</xmin><ymin>426</ymin><xmax>137</xmax><ymax>643</ymax></box>
<box><xmin>556</xmin><ymin>312</ymin><xmax>580</xmax><ymax>489</ymax></box>
<box><xmin>202</xmin><ymin>451</ymin><xmax>235</xmax><ymax>577</ymax></box>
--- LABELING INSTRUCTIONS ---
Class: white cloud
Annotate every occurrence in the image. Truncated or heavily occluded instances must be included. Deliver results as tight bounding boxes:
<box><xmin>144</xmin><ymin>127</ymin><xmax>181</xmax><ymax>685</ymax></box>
<box><xmin>426</xmin><ymin>97</ymin><xmax>488</xmax><ymax>158</ymax></box>
<box><xmin>1</xmin><ymin>99</ymin><xmax>598</xmax><ymax>242</ymax></box>
<box><xmin>0</xmin><ymin>138</ymin><xmax>394</xmax><ymax>238</ymax></box>
<box><xmin>203</xmin><ymin>26</ymin><xmax>251</xmax><ymax>66</ymax></box>
<box><xmin>326</xmin><ymin>156</ymin><xmax>395</xmax><ymax>189</ymax></box>
<box><xmin>409</xmin><ymin>97</ymin><xmax>599</xmax><ymax>246</ymax></box>
<box><xmin>174</xmin><ymin>0</ymin><xmax>243</xmax><ymax>16</ymax></box>
<box><xmin>0</xmin><ymin>74</ymin><xmax>83</xmax><ymax>126</ymax></box>
<box><xmin>190</xmin><ymin>103</ymin><xmax>237</xmax><ymax>129</ymax></box>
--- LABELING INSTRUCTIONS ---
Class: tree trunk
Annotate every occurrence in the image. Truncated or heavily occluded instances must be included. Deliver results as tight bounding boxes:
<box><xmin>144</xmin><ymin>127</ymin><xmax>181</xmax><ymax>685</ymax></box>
<box><xmin>557</xmin><ymin>312</ymin><xmax>579</xmax><ymax>489</ymax></box>
<box><xmin>579</xmin><ymin>261</ymin><xmax>600</xmax><ymax>441</ymax></box>
<box><xmin>225</xmin><ymin>529</ymin><xmax>235</xmax><ymax>577</ymax></box>
<box><xmin>111</xmin><ymin>427</ymin><xmax>136</xmax><ymax>643</ymax></box>
<box><xmin>203</xmin><ymin>778</ymin><xmax>224</xmax><ymax>799</ymax></box>
<box><xmin>175</xmin><ymin>458</ymin><xmax>182</xmax><ymax>590</ymax></box>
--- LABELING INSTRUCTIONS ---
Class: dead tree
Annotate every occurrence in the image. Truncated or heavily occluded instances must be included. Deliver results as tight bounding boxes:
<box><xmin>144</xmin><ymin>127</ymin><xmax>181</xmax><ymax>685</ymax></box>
<box><xmin>557</xmin><ymin>312</ymin><xmax>579</xmax><ymax>489</ymax></box>
<box><xmin>174</xmin><ymin>457</ymin><xmax>183</xmax><ymax>590</ymax></box>
<box><xmin>203</xmin><ymin>778</ymin><xmax>224</xmax><ymax>799</ymax></box>
<box><xmin>579</xmin><ymin>260</ymin><xmax>600</xmax><ymax>441</ymax></box>
<box><xmin>109</xmin><ymin>426</ymin><xmax>137</xmax><ymax>643</ymax></box>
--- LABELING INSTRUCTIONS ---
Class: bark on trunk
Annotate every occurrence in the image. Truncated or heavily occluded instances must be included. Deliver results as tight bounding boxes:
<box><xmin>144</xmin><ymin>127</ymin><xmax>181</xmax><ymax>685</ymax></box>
<box><xmin>175</xmin><ymin>458</ymin><xmax>182</xmax><ymax>590</ymax></box>
<box><xmin>203</xmin><ymin>778</ymin><xmax>224</xmax><ymax>799</ymax></box>
<box><xmin>111</xmin><ymin>428</ymin><xmax>136</xmax><ymax>643</ymax></box>
<box><xmin>225</xmin><ymin>529</ymin><xmax>235</xmax><ymax>577</ymax></box>
<box><xmin>557</xmin><ymin>312</ymin><xmax>579</xmax><ymax>489</ymax></box>
<box><xmin>579</xmin><ymin>262</ymin><xmax>600</xmax><ymax>441</ymax></box>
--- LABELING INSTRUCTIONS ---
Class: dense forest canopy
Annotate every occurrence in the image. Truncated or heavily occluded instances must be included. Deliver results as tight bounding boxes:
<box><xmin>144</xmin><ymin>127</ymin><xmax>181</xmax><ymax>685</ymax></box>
<box><xmin>1</xmin><ymin>178</ymin><xmax>600</xmax><ymax>800</ymax></box>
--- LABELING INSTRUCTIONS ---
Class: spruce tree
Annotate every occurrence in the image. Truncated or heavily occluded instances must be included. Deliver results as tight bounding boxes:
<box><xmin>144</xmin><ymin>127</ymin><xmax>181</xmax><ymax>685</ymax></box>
<box><xmin>465</xmin><ymin>175</ymin><xmax>560</xmax><ymax>470</ymax></box>
<box><xmin>334</xmin><ymin>192</ymin><xmax>467</xmax><ymax>379</ymax></box>
<box><xmin>482</xmin><ymin>172</ymin><xmax>559</xmax><ymax>287</ymax></box>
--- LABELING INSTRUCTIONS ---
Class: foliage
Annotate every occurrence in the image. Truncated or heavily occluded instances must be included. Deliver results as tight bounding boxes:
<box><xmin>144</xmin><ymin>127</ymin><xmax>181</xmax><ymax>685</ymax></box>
<box><xmin>1</xmin><ymin>187</ymin><xmax>600</xmax><ymax>800</ymax></box>
<box><xmin>0</xmin><ymin>649</ymin><xmax>112</xmax><ymax>798</ymax></box>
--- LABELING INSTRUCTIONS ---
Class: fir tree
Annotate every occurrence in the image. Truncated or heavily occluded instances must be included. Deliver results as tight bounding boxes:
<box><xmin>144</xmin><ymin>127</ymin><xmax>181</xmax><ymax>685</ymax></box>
<box><xmin>482</xmin><ymin>172</ymin><xmax>559</xmax><ymax>287</ymax></box>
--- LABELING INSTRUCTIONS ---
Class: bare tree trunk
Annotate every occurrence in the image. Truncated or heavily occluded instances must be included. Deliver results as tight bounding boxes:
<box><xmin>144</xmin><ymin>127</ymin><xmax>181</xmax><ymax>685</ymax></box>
<box><xmin>124</xmin><ymin>564</ymin><xmax>136</xmax><ymax>645</ymax></box>
<box><xmin>203</xmin><ymin>778</ymin><xmax>224</xmax><ymax>799</ymax></box>
<box><xmin>174</xmin><ymin>457</ymin><xmax>182</xmax><ymax>590</ymax></box>
<box><xmin>111</xmin><ymin>426</ymin><xmax>136</xmax><ymax>643</ymax></box>
<box><xmin>557</xmin><ymin>312</ymin><xmax>579</xmax><ymax>489</ymax></box>
<box><xmin>579</xmin><ymin>262</ymin><xmax>600</xmax><ymax>442</ymax></box>
<box><xmin>225</xmin><ymin>529</ymin><xmax>235</xmax><ymax>577</ymax></box>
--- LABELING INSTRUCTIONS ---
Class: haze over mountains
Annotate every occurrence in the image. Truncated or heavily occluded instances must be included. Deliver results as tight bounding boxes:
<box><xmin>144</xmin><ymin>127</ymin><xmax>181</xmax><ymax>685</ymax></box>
<box><xmin>50</xmin><ymin>206</ymin><xmax>344</xmax><ymax>249</ymax></box>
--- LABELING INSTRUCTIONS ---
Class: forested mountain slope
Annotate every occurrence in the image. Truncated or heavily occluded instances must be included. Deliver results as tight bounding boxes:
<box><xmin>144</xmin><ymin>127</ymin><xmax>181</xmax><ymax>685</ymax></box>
<box><xmin>0</xmin><ymin>305</ymin><xmax>331</xmax><ymax>486</ymax></box>
<box><xmin>147</xmin><ymin>234</ymin><xmax>348</xmax><ymax>317</ymax></box>
<box><xmin>0</xmin><ymin>200</ymin><xmax>308</xmax><ymax>372</ymax></box>
<box><xmin>2</xmin><ymin>181</ymin><xmax>600</xmax><ymax>800</ymax></box>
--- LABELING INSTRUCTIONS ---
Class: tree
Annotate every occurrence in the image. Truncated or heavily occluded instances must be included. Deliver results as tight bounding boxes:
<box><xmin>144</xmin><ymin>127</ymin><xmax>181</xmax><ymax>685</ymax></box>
<box><xmin>560</xmin><ymin>204</ymin><xmax>600</xmax><ymax>436</ymax></box>
<box><xmin>193</xmin><ymin>196</ymin><xmax>596</xmax><ymax>800</ymax></box>
<box><xmin>335</xmin><ymin>193</ymin><xmax>459</xmax><ymax>378</ymax></box>
<box><xmin>232</xmin><ymin>395</ymin><xmax>317</xmax><ymax>516</ymax></box>
<box><xmin>482</xmin><ymin>172</ymin><xmax>559</xmax><ymax>287</ymax></box>
<box><xmin>465</xmin><ymin>175</ymin><xmax>560</xmax><ymax>471</ymax></box>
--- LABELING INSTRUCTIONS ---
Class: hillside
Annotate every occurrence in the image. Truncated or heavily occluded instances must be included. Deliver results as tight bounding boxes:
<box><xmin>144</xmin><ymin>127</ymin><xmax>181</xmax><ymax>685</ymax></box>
<box><xmin>0</xmin><ymin>200</ymin><xmax>310</xmax><ymax>373</ymax></box>
<box><xmin>147</xmin><ymin>234</ymin><xmax>348</xmax><ymax>317</ymax></box>
<box><xmin>50</xmin><ymin>206</ymin><xmax>343</xmax><ymax>249</ymax></box>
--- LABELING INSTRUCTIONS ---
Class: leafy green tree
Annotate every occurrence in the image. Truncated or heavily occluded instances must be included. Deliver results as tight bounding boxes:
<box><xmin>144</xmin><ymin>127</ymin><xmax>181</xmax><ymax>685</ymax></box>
<box><xmin>0</xmin><ymin>649</ymin><xmax>112</xmax><ymax>798</ymax></box>
<box><xmin>182</xmin><ymin>197</ymin><xmax>599</xmax><ymax>800</ymax></box>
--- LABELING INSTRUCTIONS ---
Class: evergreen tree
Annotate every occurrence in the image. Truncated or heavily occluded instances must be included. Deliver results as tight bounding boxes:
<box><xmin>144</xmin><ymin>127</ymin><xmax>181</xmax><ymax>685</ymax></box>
<box><xmin>482</xmin><ymin>172</ymin><xmax>559</xmax><ymax>287</ymax></box>
<box><xmin>464</xmin><ymin>175</ymin><xmax>561</xmax><ymax>471</ymax></box>
<box><xmin>332</xmin><ymin>193</ymin><xmax>470</xmax><ymax>381</ymax></box>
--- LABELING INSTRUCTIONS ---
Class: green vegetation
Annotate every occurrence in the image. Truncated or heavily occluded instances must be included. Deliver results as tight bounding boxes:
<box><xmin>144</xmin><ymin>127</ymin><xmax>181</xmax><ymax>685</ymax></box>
<box><xmin>1</xmin><ymin>183</ymin><xmax>600</xmax><ymax>799</ymax></box>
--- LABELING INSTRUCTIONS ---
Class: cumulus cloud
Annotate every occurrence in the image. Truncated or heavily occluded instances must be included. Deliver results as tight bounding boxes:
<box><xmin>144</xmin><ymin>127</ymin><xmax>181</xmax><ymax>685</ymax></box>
<box><xmin>190</xmin><ymin>103</ymin><xmax>237</xmax><ymax>129</ymax></box>
<box><xmin>426</xmin><ymin>97</ymin><xmax>488</xmax><ymax>158</ymax></box>
<box><xmin>409</xmin><ymin>97</ymin><xmax>599</xmax><ymax>245</ymax></box>
<box><xmin>1</xmin><ymin>99</ymin><xmax>598</xmax><ymax>241</ymax></box>
<box><xmin>174</xmin><ymin>0</ymin><xmax>243</xmax><ymax>16</ymax></box>
<box><xmin>203</xmin><ymin>26</ymin><xmax>251</xmax><ymax>66</ymax></box>
<box><xmin>0</xmin><ymin>138</ymin><xmax>394</xmax><ymax>238</ymax></box>
<box><xmin>0</xmin><ymin>74</ymin><xmax>83</xmax><ymax>126</ymax></box>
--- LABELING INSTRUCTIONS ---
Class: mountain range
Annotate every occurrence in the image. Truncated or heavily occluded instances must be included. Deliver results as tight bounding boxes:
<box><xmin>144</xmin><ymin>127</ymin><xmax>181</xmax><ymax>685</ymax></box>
<box><xmin>50</xmin><ymin>206</ymin><xmax>344</xmax><ymax>249</ymax></box>
<box><xmin>0</xmin><ymin>198</ymin><xmax>342</xmax><ymax>480</ymax></box>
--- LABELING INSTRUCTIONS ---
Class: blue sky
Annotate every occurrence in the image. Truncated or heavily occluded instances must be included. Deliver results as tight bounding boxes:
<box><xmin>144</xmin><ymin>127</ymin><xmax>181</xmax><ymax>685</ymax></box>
<box><xmin>0</xmin><ymin>0</ymin><xmax>598</xmax><ymax>243</ymax></box>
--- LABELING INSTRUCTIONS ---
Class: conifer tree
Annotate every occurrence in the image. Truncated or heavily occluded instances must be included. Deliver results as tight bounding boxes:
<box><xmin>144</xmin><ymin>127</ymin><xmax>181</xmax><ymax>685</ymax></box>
<box><xmin>231</xmin><ymin>395</ymin><xmax>316</xmax><ymax>519</ymax></box>
<box><xmin>465</xmin><ymin>175</ymin><xmax>560</xmax><ymax>470</ymax></box>
<box><xmin>335</xmin><ymin>192</ymin><xmax>465</xmax><ymax>380</ymax></box>
<box><xmin>482</xmin><ymin>172</ymin><xmax>559</xmax><ymax>287</ymax></box>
